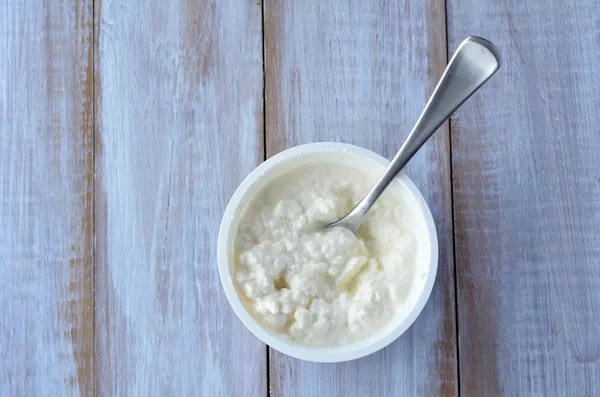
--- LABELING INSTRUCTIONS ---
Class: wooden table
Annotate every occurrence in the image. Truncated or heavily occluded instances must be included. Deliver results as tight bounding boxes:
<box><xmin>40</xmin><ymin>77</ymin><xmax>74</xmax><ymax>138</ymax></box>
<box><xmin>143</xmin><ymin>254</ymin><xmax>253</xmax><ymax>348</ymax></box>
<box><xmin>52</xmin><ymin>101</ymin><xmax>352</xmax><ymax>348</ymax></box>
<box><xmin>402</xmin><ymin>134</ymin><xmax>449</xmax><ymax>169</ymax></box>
<box><xmin>2</xmin><ymin>1</ymin><xmax>599</xmax><ymax>396</ymax></box>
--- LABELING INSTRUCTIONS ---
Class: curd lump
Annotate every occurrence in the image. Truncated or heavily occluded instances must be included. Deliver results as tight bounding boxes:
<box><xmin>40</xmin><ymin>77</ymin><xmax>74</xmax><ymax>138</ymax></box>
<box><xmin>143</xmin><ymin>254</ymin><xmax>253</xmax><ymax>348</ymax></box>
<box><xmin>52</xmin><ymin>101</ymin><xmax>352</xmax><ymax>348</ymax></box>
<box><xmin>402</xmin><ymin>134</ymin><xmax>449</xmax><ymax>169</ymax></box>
<box><xmin>233</xmin><ymin>160</ymin><xmax>420</xmax><ymax>346</ymax></box>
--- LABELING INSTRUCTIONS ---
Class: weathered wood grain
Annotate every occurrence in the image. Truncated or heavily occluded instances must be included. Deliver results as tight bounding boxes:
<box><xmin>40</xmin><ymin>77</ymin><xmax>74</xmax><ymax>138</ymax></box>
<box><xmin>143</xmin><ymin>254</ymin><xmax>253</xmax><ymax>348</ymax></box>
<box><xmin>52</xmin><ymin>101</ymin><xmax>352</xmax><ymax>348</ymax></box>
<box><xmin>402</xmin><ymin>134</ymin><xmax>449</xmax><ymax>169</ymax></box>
<box><xmin>447</xmin><ymin>0</ymin><xmax>600</xmax><ymax>395</ymax></box>
<box><xmin>264</xmin><ymin>1</ymin><xmax>457</xmax><ymax>396</ymax></box>
<box><xmin>0</xmin><ymin>1</ymin><xmax>94</xmax><ymax>396</ymax></box>
<box><xmin>94</xmin><ymin>1</ymin><xmax>265</xmax><ymax>395</ymax></box>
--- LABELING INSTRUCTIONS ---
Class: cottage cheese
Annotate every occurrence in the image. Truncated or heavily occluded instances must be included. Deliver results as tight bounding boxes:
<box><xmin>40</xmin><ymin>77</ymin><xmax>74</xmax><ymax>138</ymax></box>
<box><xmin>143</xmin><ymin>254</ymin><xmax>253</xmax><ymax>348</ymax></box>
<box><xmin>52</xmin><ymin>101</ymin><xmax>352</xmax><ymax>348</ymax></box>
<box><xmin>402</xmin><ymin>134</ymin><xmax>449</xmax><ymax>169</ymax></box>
<box><xmin>233</xmin><ymin>160</ymin><xmax>420</xmax><ymax>347</ymax></box>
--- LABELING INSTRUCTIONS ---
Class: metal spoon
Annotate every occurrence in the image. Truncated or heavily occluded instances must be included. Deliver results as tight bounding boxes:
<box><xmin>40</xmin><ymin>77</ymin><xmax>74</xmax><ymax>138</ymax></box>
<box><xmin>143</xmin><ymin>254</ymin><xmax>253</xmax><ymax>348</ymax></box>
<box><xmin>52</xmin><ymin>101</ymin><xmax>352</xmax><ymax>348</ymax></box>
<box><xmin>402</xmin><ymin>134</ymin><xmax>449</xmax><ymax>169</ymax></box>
<box><xmin>325</xmin><ymin>36</ymin><xmax>501</xmax><ymax>233</ymax></box>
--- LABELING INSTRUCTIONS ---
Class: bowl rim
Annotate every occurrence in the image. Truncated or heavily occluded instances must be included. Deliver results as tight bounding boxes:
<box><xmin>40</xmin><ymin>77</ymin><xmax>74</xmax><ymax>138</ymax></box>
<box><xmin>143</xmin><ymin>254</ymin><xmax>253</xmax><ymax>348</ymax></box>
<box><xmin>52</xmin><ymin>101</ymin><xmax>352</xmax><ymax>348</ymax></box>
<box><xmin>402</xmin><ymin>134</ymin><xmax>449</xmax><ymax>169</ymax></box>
<box><xmin>217</xmin><ymin>142</ymin><xmax>438</xmax><ymax>362</ymax></box>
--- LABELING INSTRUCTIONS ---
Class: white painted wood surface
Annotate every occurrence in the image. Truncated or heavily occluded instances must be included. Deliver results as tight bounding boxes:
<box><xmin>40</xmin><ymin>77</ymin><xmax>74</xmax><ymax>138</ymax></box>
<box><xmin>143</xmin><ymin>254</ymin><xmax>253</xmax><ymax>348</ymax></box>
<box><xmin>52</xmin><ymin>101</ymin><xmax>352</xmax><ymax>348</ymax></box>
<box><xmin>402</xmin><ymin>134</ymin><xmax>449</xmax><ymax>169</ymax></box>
<box><xmin>447</xmin><ymin>0</ymin><xmax>600</xmax><ymax>395</ymax></box>
<box><xmin>3</xmin><ymin>0</ymin><xmax>599</xmax><ymax>395</ymax></box>
<box><xmin>94</xmin><ymin>0</ymin><xmax>265</xmax><ymax>395</ymax></box>
<box><xmin>0</xmin><ymin>1</ymin><xmax>94</xmax><ymax>396</ymax></box>
<box><xmin>264</xmin><ymin>1</ymin><xmax>457</xmax><ymax>396</ymax></box>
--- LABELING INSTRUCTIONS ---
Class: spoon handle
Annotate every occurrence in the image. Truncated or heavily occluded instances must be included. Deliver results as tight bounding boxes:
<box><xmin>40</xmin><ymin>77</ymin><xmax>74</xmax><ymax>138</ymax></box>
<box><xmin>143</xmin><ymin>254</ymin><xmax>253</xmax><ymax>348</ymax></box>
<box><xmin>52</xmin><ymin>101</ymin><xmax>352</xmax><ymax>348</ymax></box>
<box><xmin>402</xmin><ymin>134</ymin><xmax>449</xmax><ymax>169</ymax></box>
<box><xmin>329</xmin><ymin>37</ymin><xmax>500</xmax><ymax>233</ymax></box>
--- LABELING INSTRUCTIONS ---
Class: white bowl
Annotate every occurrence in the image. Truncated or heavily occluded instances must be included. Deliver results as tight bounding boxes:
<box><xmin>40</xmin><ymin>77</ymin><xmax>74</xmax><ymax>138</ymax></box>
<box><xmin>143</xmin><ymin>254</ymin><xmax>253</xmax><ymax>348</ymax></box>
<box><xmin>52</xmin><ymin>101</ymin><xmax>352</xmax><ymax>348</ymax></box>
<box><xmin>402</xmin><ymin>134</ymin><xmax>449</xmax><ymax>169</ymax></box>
<box><xmin>218</xmin><ymin>142</ymin><xmax>438</xmax><ymax>362</ymax></box>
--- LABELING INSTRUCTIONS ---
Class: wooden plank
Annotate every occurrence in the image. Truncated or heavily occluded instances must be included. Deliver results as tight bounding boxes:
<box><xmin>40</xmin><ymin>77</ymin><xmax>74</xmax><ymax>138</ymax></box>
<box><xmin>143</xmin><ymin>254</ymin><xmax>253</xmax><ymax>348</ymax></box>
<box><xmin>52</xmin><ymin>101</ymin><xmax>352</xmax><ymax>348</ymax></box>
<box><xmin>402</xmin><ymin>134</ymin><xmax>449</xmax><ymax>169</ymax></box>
<box><xmin>264</xmin><ymin>1</ymin><xmax>457</xmax><ymax>395</ymax></box>
<box><xmin>0</xmin><ymin>1</ymin><xmax>94</xmax><ymax>396</ymax></box>
<box><xmin>447</xmin><ymin>0</ymin><xmax>600</xmax><ymax>395</ymax></box>
<box><xmin>94</xmin><ymin>1</ymin><xmax>265</xmax><ymax>395</ymax></box>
